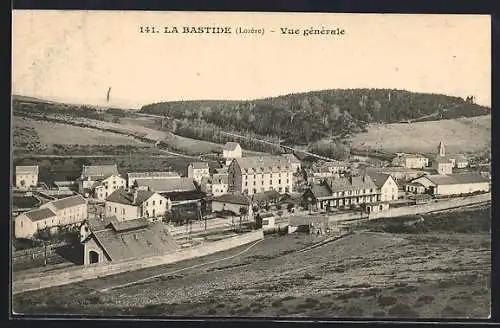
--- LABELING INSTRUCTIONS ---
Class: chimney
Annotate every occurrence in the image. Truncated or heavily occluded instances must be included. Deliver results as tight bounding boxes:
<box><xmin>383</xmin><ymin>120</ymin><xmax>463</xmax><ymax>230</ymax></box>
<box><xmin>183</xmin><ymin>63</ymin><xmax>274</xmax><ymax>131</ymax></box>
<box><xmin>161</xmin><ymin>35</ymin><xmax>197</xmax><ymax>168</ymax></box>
<box><xmin>133</xmin><ymin>189</ymin><xmax>138</xmax><ymax>204</ymax></box>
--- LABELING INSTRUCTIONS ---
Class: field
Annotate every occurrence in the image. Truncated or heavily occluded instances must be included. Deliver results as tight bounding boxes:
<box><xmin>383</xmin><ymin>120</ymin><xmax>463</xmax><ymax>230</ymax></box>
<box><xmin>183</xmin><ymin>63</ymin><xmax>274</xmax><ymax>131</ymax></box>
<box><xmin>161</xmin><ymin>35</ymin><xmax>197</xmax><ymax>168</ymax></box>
<box><xmin>348</xmin><ymin>115</ymin><xmax>491</xmax><ymax>154</ymax></box>
<box><xmin>13</xmin><ymin>205</ymin><xmax>490</xmax><ymax>318</ymax></box>
<box><xmin>13</xmin><ymin>117</ymin><xmax>145</xmax><ymax>146</ymax></box>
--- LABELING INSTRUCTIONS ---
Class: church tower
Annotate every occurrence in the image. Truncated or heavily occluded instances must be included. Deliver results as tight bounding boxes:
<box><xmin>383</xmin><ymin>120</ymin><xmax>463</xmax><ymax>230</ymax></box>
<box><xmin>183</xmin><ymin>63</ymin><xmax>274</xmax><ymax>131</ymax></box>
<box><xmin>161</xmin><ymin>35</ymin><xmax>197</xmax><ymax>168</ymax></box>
<box><xmin>437</xmin><ymin>141</ymin><xmax>446</xmax><ymax>157</ymax></box>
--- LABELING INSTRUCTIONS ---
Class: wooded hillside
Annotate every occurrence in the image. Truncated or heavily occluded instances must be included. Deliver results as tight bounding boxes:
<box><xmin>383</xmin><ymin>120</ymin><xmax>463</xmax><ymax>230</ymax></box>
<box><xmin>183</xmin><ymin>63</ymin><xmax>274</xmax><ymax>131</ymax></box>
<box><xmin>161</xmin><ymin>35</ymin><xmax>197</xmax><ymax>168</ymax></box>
<box><xmin>140</xmin><ymin>89</ymin><xmax>489</xmax><ymax>146</ymax></box>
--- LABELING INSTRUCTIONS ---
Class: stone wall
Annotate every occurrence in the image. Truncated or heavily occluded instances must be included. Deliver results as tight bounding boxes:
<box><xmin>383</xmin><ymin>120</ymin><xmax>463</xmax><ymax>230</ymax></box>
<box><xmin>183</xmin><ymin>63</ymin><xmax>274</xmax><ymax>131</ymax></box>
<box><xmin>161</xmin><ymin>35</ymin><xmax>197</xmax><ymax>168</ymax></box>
<box><xmin>13</xmin><ymin>230</ymin><xmax>264</xmax><ymax>295</ymax></box>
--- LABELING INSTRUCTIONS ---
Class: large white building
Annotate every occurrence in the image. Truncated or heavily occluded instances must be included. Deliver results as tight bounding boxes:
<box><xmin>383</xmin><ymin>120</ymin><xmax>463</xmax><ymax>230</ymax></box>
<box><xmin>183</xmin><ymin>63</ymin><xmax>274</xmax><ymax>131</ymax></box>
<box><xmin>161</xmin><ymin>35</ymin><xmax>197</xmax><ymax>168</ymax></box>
<box><xmin>105</xmin><ymin>188</ymin><xmax>171</xmax><ymax>222</ymax></box>
<box><xmin>15</xmin><ymin>194</ymin><xmax>87</xmax><ymax>239</ymax></box>
<box><xmin>410</xmin><ymin>173</ymin><xmax>490</xmax><ymax>197</ymax></box>
<box><xmin>392</xmin><ymin>153</ymin><xmax>429</xmax><ymax>169</ymax></box>
<box><xmin>201</xmin><ymin>168</ymin><xmax>229</xmax><ymax>196</ymax></box>
<box><xmin>93</xmin><ymin>175</ymin><xmax>127</xmax><ymax>201</ymax></box>
<box><xmin>15</xmin><ymin>165</ymin><xmax>39</xmax><ymax>189</ymax></box>
<box><xmin>228</xmin><ymin>155</ymin><xmax>295</xmax><ymax>195</ymax></box>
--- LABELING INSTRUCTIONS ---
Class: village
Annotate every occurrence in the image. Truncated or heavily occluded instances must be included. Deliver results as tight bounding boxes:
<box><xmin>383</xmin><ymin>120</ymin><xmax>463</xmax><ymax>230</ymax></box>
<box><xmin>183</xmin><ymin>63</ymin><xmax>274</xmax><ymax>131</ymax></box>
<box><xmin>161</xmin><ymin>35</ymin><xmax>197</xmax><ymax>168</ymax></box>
<box><xmin>12</xmin><ymin>137</ymin><xmax>491</xmax><ymax>278</ymax></box>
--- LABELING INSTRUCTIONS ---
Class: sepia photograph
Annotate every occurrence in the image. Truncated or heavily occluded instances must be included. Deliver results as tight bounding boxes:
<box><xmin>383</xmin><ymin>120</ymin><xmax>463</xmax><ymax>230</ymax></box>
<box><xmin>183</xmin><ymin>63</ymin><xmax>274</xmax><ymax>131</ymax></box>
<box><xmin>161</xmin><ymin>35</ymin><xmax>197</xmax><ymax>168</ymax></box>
<box><xmin>11</xmin><ymin>11</ymin><xmax>491</xmax><ymax>319</ymax></box>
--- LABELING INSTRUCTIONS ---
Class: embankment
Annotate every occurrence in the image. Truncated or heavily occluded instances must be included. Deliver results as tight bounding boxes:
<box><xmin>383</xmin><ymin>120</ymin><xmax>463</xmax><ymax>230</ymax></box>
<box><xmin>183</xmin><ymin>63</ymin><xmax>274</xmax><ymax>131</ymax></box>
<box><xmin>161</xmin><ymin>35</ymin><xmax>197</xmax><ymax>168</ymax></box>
<box><xmin>13</xmin><ymin>230</ymin><xmax>264</xmax><ymax>295</ymax></box>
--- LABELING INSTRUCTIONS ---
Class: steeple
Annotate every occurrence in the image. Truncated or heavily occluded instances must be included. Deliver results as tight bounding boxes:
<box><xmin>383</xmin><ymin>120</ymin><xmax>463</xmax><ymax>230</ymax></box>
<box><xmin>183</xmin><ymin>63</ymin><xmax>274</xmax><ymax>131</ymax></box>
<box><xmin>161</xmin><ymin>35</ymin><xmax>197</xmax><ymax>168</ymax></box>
<box><xmin>437</xmin><ymin>141</ymin><xmax>446</xmax><ymax>157</ymax></box>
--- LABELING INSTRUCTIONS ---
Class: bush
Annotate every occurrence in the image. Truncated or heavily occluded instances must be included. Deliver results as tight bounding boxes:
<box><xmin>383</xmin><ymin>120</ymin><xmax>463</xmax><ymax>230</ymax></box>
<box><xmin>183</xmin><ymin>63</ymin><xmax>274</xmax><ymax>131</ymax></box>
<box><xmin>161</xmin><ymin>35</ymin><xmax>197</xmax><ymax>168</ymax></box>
<box><xmin>377</xmin><ymin>296</ymin><xmax>397</xmax><ymax>307</ymax></box>
<box><xmin>387</xmin><ymin>303</ymin><xmax>419</xmax><ymax>318</ymax></box>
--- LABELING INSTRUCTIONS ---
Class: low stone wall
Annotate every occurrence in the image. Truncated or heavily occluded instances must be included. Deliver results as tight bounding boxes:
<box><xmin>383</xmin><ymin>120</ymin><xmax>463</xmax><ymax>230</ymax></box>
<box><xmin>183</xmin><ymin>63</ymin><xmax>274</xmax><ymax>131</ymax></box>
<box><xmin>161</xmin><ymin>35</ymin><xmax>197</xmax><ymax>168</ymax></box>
<box><xmin>13</xmin><ymin>230</ymin><xmax>264</xmax><ymax>295</ymax></box>
<box><xmin>368</xmin><ymin>193</ymin><xmax>490</xmax><ymax>220</ymax></box>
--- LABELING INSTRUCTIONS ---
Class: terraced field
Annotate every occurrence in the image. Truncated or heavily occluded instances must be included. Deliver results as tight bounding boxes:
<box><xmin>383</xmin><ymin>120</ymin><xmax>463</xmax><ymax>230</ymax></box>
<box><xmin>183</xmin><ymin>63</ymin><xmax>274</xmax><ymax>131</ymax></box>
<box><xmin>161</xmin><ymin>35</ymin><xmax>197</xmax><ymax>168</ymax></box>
<box><xmin>13</xmin><ymin>206</ymin><xmax>490</xmax><ymax>319</ymax></box>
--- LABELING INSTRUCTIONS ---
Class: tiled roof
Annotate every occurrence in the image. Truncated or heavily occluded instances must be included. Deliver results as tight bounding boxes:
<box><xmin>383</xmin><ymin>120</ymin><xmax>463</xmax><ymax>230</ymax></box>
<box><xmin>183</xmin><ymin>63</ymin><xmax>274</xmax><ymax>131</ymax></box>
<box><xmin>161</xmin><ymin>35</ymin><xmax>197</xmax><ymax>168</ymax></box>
<box><xmin>16</xmin><ymin>165</ymin><xmax>39</xmax><ymax>175</ymax></box>
<box><xmin>325</xmin><ymin>175</ymin><xmax>378</xmax><ymax>192</ymax></box>
<box><xmin>210</xmin><ymin>193</ymin><xmax>251</xmax><ymax>205</ymax></box>
<box><xmin>127</xmin><ymin>172</ymin><xmax>180</xmax><ymax>180</ymax></box>
<box><xmin>92</xmin><ymin>221</ymin><xmax>179</xmax><ymax>262</ymax></box>
<box><xmin>109</xmin><ymin>218</ymin><xmax>149</xmax><ymax>232</ymax></box>
<box><xmin>252</xmin><ymin>190</ymin><xmax>281</xmax><ymax>202</ymax></box>
<box><xmin>23</xmin><ymin>208</ymin><xmax>57</xmax><ymax>222</ymax></box>
<box><xmin>47</xmin><ymin>194</ymin><xmax>86</xmax><ymax>210</ymax></box>
<box><xmin>106</xmin><ymin>188</ymin><xmax>156</xmax><ymax>206</ymax></box>
<box><xmin>189</xmin><ymin>162</ymin><xmax>210</xmax><ymax>169</ymax></box>
<box><xmin>135</xmin><ymin>177</ymin><xmax>196</xmax><ymax>193</ymax></box>
<box><xmin>81</xmin><ymin>165</ymin><xmax>119</xmax><ymax>179</ymax></box>
<box><xmin>223</xmin><ymin>142</ymin><xmax>240</xmax><ymax>151</ymax></box>
<box><xmin>163</xmin><ymin>190</ymin><xmax>205</xmax><ymax>202</ymax></box>
<box><xmin>426</xmin><ymin>173</ymin><xmax>490</xmax><ymax>186</ymax></box>
<box><xmin>309</xmin><ymin>184</ymin><xmax>332</xmax><ymax>199</ymax></box>
<box><xmin>232</xmin><ymin>155</ymin><xmax>295</xmax><ymax>173</ymax></box>
<box><xmin>366</xmin><ymin>172</ymin><xmax>393</xmax><ymax>188</ymax></box>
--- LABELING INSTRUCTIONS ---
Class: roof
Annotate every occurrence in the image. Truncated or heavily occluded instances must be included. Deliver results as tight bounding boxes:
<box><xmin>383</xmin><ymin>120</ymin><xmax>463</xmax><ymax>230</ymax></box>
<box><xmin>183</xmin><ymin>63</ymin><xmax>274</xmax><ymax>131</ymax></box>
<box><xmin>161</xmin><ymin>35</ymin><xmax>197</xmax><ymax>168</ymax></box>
<box><xmin>86</xmin><ymin>216</ymin><xmax>116</xmax><ymax>232</ymax></box>
<box><xmin>135</xmin><ymin>177</ymin><xmax>196</xmax><ymax>193</ymax></box>
<box><xmin>189</xmin><ymin>162</ymin><xmax>210</xmax><ymax>169</ymax></box>
<box><xmin>46</xmin><ymin>194</ymin><xmax>86</xmax><ymax>210</ymax></box>
<box><xmin>127</xmin><ymin>171</ymin><xmax>180</xmax><ymax>180</ymax></box>
<box><xmin>81</xmin><ymin>165</ymin><xmax>119</xmax><ymax>179</ymax></box>
<box><xmin>211</xmin><ymin>193</ymin><xmax>251</xmax><ymax>205</ymax></box>
<box><xmin>23</xmin><ymin>208</ymin><xmax>57</xmax><ymax>222</ymax></box>
<box><xmin>223</xmin><ymin>142</ymin><xmax>241</xmax><ymax>151</ymax></box>
<box><xmin>366</xmin><ymin>172</ymin><xmax>393</xmax><ymax>188</ymax></box>
<box><xmin>308</xmin><ymin>184</ymin><xmax>332</xmax><ymax>199</ymax></box>
<box><xmin>232</xmin><ymin>155</ymin><xmax>295</xmax><ymax>173</ymax></box>
<box><xmin>162</xmin><ymin>190</ymin><xmax>206</xmax><ymax>202</ymax></box>
<box><xmin>16</xmin><ymin>165</ymin><xmax>39</xmax><ymax>175</ymax></box>
<box><xmin>325</xmin><ymin>175</ymin><xmax>378</xmax><ymax>193</ymax></box>
<box><xmin>252</xmin><ymin>190</ymin><xmax>281</xmax><ymax>202</ymax></box>
<box><xmin>106</xmin><ymin>188</ymin><xmax>156</xmax><ymax>206</ymax></box>
<box><xmin>406</xmin><ymin>182</ymin><xmax>426</xmax><ymax>187</ymax></box>
<box><xmin>109</xmin><ymin>218</ymin><xmax>149</xmax><ymax>232</ymax></box>
<box><xmin>91</xmin><ymin>221</ymin><xmax>180</xmax><ymax>262</ymax></box>
<box><xmin>426</xmin><ymin>173</ymin><xmax>490</xmax><ymax>186</ymax></box>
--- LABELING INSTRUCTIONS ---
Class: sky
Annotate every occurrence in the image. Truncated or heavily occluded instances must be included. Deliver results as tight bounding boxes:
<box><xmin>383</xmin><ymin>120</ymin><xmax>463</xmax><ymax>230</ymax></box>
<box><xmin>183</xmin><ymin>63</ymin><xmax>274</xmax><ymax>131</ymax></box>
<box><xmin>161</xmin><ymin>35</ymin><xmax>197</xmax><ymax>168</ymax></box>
<box><xmin>12</xmin><ymin>11</ymin><xmax>491</xmax><ymax>109</ymax></box>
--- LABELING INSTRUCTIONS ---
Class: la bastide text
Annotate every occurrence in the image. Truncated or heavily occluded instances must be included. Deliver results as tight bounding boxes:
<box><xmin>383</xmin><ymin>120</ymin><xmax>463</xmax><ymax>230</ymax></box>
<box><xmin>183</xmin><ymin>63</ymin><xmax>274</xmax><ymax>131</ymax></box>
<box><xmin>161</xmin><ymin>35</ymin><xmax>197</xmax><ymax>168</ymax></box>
<box><xmin>138</xmin><ymin>25</ymin><xmax>346</xmax><ymax>37</ymax></box>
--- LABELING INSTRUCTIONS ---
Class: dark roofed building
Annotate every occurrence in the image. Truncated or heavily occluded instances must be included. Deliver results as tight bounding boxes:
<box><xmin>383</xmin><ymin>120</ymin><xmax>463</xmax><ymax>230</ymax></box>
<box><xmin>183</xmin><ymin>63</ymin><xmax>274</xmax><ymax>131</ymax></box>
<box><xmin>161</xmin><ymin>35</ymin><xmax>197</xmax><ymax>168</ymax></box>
<box><xmin>303</xmin><ymin>175</ymin><xmax>380</xmax><ymax>212</ymax></box>
<box><xmin>45</xmin><ymin>194</ymin><xmax>86</xmax><ymax>210</ymax></box>
<box><xmin>106</xmin><ymin>188</ymin><xmax>155</xmax><ymax>206</ymax></box>
<box><xmin>105</xmin><ymin>188</ymin><xmax>170</xmax><ymax>222</ymax></box>
<box><xmin>211</xmin><ymin>193</ymin><xmax>253</xmax><ymax>217</ymax></box>
<box><xmin>81</xmin><ymin>218</ymin><xmax>179</xmax><ymax>265</ymax></box>
<box><xmin>24</xmin><ymin>208</ymin><xmax>57</xmax><ymax>222</ymax></box>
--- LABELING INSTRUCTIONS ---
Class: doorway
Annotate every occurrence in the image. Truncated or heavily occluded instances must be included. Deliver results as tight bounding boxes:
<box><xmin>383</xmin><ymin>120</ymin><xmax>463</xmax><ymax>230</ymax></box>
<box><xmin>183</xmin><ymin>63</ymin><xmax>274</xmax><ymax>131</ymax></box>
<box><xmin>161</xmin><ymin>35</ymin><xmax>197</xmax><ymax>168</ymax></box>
<box><xmin>89</xmin><ymin>250</ymin><xmax>99</xmax><ymax>264</ymax></box>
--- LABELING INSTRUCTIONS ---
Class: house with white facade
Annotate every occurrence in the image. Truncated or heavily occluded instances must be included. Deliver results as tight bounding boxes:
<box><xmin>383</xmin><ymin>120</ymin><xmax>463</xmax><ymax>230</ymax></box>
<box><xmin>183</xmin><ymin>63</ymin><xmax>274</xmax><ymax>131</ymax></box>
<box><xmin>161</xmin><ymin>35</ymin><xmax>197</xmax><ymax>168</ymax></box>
<box><xmin>105</xmin><ymin>188</ymin><xmax>171</xmax><ymax>222</ymax></box>
<box><xmin>200</xmin><ymin>168</ymin><xmax>229</xmax><ymax>196</ymax></box>
<box><xmin>210</xmin><ymin>193</ymin><xmax>253</xmax><ymax>218</ymax></box>
<box><xmin>15</xmin><ymin>165</ymin><xmax>39</xmax><ymax>189</ymax></box>
<box><xmin>392</xmin><ymin>153</ymin><xmax>429</xmax><ymax>169</ymax></box>
<box><xmin>367</xmin><ymin>172</ymin><xmax>399</xmax><ymax>201</ymax></box>
<box><xmin>187</xmin><ymin>162</ymin><xmax>210</xmax><ymax>184</ymax></box>
<box><xmin>16</xmin><ymin>194</ymin><xmax>88</xmax><ymax>239</ymax></box>
<box><xmin>78</xmin><ymin>165</ymin><xmax>125</xmax><ymax>200</ymax></box>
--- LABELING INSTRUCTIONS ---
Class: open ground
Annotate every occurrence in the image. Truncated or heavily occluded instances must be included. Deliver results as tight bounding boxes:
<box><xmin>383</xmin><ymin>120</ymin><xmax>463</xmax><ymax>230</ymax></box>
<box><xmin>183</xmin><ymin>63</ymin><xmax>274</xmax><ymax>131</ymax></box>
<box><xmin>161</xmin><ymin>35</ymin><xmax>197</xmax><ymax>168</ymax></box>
<box><xmin>348</xmin><ymin>115</ymin><xmax>491</xmax><ymax>154</ymax></box>
<box><xmin>13</xmin><ymin>205</ymin><xmax>490</xmax><ymax>318</ymax></box>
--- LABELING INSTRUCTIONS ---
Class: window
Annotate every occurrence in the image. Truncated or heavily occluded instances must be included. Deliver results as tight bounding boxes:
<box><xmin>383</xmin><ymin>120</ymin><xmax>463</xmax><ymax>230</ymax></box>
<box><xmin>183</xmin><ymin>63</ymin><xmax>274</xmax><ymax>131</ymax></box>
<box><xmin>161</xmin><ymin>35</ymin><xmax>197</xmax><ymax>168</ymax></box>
<box><xmin>270</xmin><ymin>174</ymin><xmax>273</xmax><ymax>179</ymax></box>
<box><xmin>253</xmin><ymin>181</ymin><xmax>256</xmax><ymax>186</ymax></box>
<box><xmin>253</xmin><ymin>188</ymin><xmax>257</xmax><ymax>194</ymax></box>
<box><xmin>114</xmin><ymin>207</ymin><xmax>117</xmax><ymax>213</ymax></box>
<box><xmin>160</xmin><ymin>200</ymin><xmax>162</xmax><ymax>205</ymax></box>
<box><xmin>113</xmin><ymin>180</ymin><xmax>116</xmax><ymax>184</ymax></box>
<box><xmin>20</xmin><ymin>221</ymin><xmax>23</xmax><ymax>227</ymax></box>
<box><xmin>153</xmin><ymin>200</ymin><xmax>156</xmax><ymax>206</ymax></box>
<box><xmin>122</xmin><ymin>208</ymin><xmax>125</xmax><ymax>215</ymax></box>
<box><xmin>146</xmin><ymin>202</ymin><xmax>148</xmax><ymax>206</ymax></box>
<box><xmin>278</xmin><ymin>179</ymin><xmax>281</xmax><ymax>184</ymax></box>
<box><xmin>245</xmin><ymin>182</ymin><xmax>248</xmax><ymax>186</ymax></box>
<box><xmin>287</xmin><ymin>179</ymin><xmax>289</xmax><ymax>184</ymax></box>
<box><xmin>269</xmin><ymin>180</ymin><xmax>272</xmax><ymax>185</ymax></box>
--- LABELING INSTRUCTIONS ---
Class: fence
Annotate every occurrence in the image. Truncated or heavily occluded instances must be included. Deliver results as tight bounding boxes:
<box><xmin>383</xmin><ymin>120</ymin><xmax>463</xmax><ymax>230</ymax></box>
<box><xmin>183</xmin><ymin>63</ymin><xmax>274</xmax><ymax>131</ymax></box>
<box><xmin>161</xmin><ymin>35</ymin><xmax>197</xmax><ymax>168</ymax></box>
<box><xmin>368</xmin><ymin>193</ymin><xmax>491</xmax><ymax>220</ymax></box>
<box><xmin>13</xmin><ymin>230</ymin><xmax>264</xmax><ymax>294</ymax></box>
<box><xmin>12</xmin><ymin>242</ymin><xmax>70</xmax><ymax>265</ymax></box>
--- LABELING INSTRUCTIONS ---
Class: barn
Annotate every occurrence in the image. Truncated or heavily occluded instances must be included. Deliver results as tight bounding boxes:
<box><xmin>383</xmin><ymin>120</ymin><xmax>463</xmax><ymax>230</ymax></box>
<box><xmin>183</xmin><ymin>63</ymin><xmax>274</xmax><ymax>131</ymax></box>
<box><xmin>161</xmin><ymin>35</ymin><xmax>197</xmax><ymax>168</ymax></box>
<box><xmin>410</xmin><ymin>173</ymin><xmax>490</xmax><ymax>197</ymax></box>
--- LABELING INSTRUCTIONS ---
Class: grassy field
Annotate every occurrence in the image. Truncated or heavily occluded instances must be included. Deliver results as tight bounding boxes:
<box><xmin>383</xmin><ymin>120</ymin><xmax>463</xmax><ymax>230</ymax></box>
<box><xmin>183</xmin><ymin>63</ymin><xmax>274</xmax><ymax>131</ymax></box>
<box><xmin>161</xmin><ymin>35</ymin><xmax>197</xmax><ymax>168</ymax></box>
<box><xmin>348</xmin><ymin>115</ymin><xmax>491</xmax><ymax>154</ymax></box>
<box><xmin>13</xmin><ymin>205</ymin><xmax>490</xmax><ymax>318</ymax></box>
<box><xmin>13</xmin><ymin>117</ymin><xmax>145</xmax><ymax>146</ymax></box>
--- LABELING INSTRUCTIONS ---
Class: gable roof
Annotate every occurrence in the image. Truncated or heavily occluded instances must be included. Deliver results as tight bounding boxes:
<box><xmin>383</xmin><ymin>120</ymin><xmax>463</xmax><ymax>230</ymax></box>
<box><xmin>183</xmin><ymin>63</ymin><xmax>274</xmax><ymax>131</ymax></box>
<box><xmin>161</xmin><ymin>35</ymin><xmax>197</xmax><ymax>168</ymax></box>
<box><xmin>426</xmin><ymin>173</ymin><xmax>490</xmax><ymax>186</ymax></box>
<box><xmin>16</xmin><ymin>165</ymin><xmax>39</xmax><ymax>175</ymax></box>
<box><xmin>325</xmin><ymin>175</ymin><xmax>378</xmax><ymax>192</ymax></box>
<box><xmin>189</xmin><ymin>162</ymin><xmax>210</xmax><ymax>169</ymax></box>
<box><xmin>47</xmin><ymin>194</ymin><xmax>86</xmax><ymax>210</ymax></box>
<box><xmin>127</xmin><ymin>171</ymin><xmax>181</xmax><ymax>180</ymax></box>
<box><xmin>23</xmin><ymin>208</ymin><xmax>57</xmax><ymax>222</ymax></box>
<box><xmin>106</xmin><ymin>188</ymin><xmax>156</xmax><ymax>206</ymax></box>
<box><xmin>366</xmin><ymin>172</ymin><xmax>394</xmax><ymax>188</ymax></box>
<box><xmin>232</xmin><ymin>155</ymin><xmax>294</xmax><ymax>173</ymax></box>
<box><xmin>135</xmin><ymin>177</ymin><xmax>196</xmax><ymax>193</ymax></box>
<box><xmin>81</xmin><ymin>165</ymin><xmax>119</xmax><ymax>179</ymax></box>
<box><xmin>91</xmin><ymin>221</ymin><xmax>179</xmax><ymax>262</ymax></box>
<box><xmin>108</xmin><ymin>218</ymin><xmax>149</xmax><ymax>232</ymax></box>
<box><xmin>223</xmin><ymin>142</ymin><xmax>241</xmax><ymax>151</ymax></box>
<box><xmin>210</xmin><ymin>193</ymin><xmax>251</xmax><ymax>206</ymax></box>
<box><xmin>309</xmin><ymin>184</ymin><xmax>332</xmax><ymax>199</ymax></box>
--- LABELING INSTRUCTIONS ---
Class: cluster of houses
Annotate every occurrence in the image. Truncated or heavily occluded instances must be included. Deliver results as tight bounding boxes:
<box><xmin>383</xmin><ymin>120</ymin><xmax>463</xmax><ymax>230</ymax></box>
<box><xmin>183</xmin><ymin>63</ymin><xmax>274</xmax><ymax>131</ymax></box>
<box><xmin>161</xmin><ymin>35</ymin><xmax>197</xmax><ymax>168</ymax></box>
<box><xmin>12</xmin><ymin>140</ymin><xmax>491</xmax><ymax>264</ymax></box>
